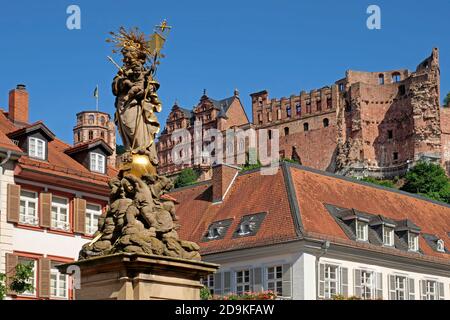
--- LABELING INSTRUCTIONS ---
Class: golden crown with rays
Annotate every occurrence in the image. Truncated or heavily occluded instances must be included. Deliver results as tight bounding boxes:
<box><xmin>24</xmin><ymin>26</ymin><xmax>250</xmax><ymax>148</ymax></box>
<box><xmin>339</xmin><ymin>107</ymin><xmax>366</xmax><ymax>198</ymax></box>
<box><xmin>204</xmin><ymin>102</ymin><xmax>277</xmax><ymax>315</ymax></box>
<box><xmin>106</xmin><ymin>20</ymin><xmax>171</xmax><ymax>69</ymax></box>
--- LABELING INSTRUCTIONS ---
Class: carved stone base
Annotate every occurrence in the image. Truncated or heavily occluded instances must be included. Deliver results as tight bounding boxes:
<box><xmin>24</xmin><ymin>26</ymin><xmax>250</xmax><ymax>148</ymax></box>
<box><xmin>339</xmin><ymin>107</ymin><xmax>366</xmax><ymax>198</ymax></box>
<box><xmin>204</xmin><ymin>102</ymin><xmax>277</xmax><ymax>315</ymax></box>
<box><xmin>58</xmin><ymin>253</ymin><xmax>219</xmax><ymax>300</ymax></box>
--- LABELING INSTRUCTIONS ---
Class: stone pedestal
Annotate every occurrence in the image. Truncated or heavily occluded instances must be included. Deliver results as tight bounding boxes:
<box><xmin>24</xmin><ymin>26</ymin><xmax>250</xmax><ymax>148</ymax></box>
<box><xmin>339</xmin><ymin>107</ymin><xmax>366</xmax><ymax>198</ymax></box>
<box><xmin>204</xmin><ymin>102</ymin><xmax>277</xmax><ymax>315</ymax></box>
<box><xmin>58</xmin><ymin>253</ymin><xmax>219</xmax><ymax>300</ymax></box>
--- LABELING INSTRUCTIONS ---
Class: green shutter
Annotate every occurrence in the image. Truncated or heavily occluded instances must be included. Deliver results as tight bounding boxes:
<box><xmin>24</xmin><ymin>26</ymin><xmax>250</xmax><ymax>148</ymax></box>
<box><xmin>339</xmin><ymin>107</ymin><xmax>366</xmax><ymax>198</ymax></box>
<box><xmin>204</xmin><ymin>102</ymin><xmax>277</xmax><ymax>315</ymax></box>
<box><xmin>354</xmin><ymin>269</ymin><xmax>362</xmax><ymax>298</ymax></box>
<box><xmin>253</xmin><ymin>267</ymin><xmax>263</xmax><ymax>292</ymax></box>
<box><xmin>214</xmin><ymin>272</ymin><xmax>223</xmax><ymax>296</ymax></box>
<box><xmin>340</xmin><ymin>267</ymin><xmax>348</xmax><ymax>297</ymax></box>
<box><xmin>281</xmin><ymin>264</ymin><xmax>292</xmax><ymax>298</ymax></box>
<box><xmin>318</xmin><ymin>263</ymin><xmax>325</xmax><ymax>299</ymax></box>
<box><xmin>376</xmin><ymin>272</ymin><xmax>383</xmax><ymax>299</ymax></box>
<box><xmin>388</xmin><ymin>275</ymin><xmax>396</xmax><ymax>300</ymax></box>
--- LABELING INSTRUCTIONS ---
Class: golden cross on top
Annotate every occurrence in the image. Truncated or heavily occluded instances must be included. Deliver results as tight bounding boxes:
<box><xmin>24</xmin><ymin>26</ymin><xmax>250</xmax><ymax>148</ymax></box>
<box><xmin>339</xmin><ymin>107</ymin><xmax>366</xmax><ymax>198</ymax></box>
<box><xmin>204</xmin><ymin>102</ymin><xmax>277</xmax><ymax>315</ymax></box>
<box><xmin>155</xmin><ymin>20</ymin><xmax>172</xmax><ymax>32</ymax></box>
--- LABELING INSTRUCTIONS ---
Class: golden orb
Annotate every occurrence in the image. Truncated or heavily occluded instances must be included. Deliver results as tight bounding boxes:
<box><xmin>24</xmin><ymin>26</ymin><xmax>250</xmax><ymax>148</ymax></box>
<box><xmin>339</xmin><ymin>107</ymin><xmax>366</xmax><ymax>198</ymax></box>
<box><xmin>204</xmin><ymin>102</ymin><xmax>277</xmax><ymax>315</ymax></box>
<box><xmin>125</xmin><ymin>154</ymin><xmax>157</xmax><ymax>177</ymax></box>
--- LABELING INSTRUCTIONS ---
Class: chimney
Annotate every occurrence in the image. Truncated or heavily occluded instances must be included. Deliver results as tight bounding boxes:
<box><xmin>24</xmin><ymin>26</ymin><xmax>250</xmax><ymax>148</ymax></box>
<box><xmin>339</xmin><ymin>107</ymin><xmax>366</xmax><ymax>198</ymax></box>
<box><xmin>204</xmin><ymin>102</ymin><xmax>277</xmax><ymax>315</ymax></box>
<box><xmin>212</xmin><ymin>163</ymin><xmax>240</xmax><ymax>203</ymax></box>
<box><xmin>8</xmin><ymin>84</ymin><xmax>29</xmax><ymax>124</ymax></box>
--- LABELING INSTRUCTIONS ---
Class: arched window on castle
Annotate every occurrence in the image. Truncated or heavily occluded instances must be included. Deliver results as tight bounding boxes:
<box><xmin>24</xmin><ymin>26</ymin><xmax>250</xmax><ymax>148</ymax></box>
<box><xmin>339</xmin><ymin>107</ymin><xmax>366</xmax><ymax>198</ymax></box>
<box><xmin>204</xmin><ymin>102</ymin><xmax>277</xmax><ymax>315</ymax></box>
<box><xmin>378</xmin><ymin>74</ymin><xmax>385</xmax><ymax>85</ymax></box>
<box><xmin>88</xmin><ymin>115</ymin><xmax>94</xmax><ymax>125</ymax></box>
<box><xmin>392</xmin><ymin>72</ymin><xmax>401</xmax><ymax>83</ymax></box>
<box><xmin>303</xmin><ymin>123</ymin><xmax>309</xmax><ymax>132</ymax></box>
<box><xmin>296</xmin><ymin>104</ymin><xmax>301</xmax><ymax>115</ymax></box>
<box><xmin>284</xmin><ymin>127</ymin><xmax>289</xmax><ymax>136</ymax></box>
<box><xmin>323</xmin><ymin>118</ymin><xmax>329</xmax><ymax>128</ymax></box>
<box><xmin>286</xmin><ymin>105</ymin><xmax>291</xmax><ymax>118</ymax></box>
<box><xmin>100</xmin><ymin>116</ymin><xmax>105</xmax><ymax>126</ymax></box>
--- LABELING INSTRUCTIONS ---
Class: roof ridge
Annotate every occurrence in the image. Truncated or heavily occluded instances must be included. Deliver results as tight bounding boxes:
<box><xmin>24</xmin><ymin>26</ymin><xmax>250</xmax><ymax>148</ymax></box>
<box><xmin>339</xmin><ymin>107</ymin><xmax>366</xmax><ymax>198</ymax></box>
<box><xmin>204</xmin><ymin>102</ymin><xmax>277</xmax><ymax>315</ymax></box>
<box><xmin>286</xmin><ymin>162</ymin><xmax>450</xmax><ymax>209</ymax></box>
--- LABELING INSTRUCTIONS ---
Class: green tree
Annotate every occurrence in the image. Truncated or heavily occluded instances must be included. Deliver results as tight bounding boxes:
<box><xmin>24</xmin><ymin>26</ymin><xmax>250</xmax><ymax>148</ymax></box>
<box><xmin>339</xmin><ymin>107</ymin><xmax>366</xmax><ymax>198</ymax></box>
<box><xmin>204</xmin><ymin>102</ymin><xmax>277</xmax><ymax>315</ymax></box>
<box><xmin>444</xmin><ymin>92</ymin><xmax>450</xmax><ymax>106</ymax></box>
<box><xmin>174</xmin><ymin>168</ymin><xmax>199</xmax><ymax>188</ymax></box>
<box><xmin>401</xmin><ymin>161</ymin><xmax>450</xmax><ymax>203</ymax></box>
<box><xmin>361</xmin><ymin>176</ymin><xmax>395</xmax><ymax>188</ymax></box>
<box><xmin>0</xmin><ymin>262</ymin><xmax>34</xmax><ymax>300</ymax></box>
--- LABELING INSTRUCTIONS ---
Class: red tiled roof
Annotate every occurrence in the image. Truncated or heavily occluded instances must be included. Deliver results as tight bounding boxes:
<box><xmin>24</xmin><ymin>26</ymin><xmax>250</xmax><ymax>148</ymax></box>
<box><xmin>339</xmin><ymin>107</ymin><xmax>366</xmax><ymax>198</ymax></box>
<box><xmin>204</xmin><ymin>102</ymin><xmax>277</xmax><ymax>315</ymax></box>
<box><xmin>289</xmin><ymin>166</ymin><xmax>450</xmax><ymax>260</ymax></box>
<box><xmin>64</xmin><ymin>138</ymin><xmax>113</xmax><ymax>155</ymax></box>
<box><xmin>172</xmin><ymin>163</ymin><xmax>450</xmax><ymax>264</ymax></box>
<box><xmin>0</xmin><ymin>111</ymin><xmax>116</xmax><ymax>189</ymax></box>
<box><xmin>172</xmin><ymin>168</ymin><xmax>298</xmax><ymax>255</ymax></box>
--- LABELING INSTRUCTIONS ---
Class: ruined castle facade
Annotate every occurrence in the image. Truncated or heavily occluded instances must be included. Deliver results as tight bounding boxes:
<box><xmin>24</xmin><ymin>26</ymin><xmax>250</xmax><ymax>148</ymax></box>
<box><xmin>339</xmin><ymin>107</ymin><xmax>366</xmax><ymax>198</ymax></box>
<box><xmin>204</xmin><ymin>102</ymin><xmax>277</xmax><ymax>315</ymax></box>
<box><xmin>158</xmin><ymin>48</ymin><xmax>449</xmax><ymax>179</ymax></box>
<box><xmin>252</xmin><ymin>48</ymin><xmax>448</xmax><ymax>178</ymax></box>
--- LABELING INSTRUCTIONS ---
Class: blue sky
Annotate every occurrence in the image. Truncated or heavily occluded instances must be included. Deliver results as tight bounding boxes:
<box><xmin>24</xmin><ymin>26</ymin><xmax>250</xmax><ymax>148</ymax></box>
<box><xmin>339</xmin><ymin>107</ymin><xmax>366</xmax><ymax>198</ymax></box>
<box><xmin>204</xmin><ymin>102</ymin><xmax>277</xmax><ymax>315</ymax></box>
<box><xmin>0</xmin><ymin>0</ymin><xmax>448</xmax><ymax>143</ymax></box>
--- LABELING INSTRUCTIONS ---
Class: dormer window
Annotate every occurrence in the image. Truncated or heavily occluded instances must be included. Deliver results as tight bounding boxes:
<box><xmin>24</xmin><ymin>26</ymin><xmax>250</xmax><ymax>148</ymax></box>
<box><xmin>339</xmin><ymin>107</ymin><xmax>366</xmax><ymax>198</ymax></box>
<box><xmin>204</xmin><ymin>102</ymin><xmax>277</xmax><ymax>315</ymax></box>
<box><xmin>207</xmin><ymin>226</ymin><xmax>224</xmax><ymax>239</ymax></box>
<box><xmin>436</xmin><ymin>239</ymin><xmax>445</xmax><ymax>253</ymax></box>
<box><xmin>28</xmin><ymin>137</ymin><xmax>45</xmax><ymax>160</ymax></box>
<box><xmin>203</xmin><ymin>219</ymin><xmax>233</xmax><ymax>242</ymax></box>
<box><xmin>237</xmin><ymin>220</ymin><xmax>256</xmax><ymax>236</ymax></box>
<box><xmin>233</xmin><ymin>213</ymin><xmax>266</xmax><ymax>238</ymax></box>
<box><xmin>408</xmin><ymin>232</ymin><xmax>419</xmax><ymax>252</ymax></box>
<box><xmin>356</xmin><ymin>220</ymin><xmax>368</xmax><ymax>241</ymax></box>
<box><xmin>382</xmin><ymin>225</ymin><xmax>394</xmax><ymax>246</ymax></box>
<box><xmin>90</xmin><ymin>152</ymin><xmax>105</xmax><ymax>173</ymax></box>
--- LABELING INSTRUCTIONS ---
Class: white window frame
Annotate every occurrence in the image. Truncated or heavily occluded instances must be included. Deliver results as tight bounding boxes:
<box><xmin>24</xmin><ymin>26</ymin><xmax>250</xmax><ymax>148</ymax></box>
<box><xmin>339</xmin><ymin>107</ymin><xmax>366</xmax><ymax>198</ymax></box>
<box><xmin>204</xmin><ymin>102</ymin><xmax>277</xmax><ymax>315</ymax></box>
<box><xmin>90</xmin><ymin>152</ymin><xmax>105</xmax><ymax>173</ymax></box>
<box><xmin>360</xmin><ymin>270</ymin><xmax>375</xmax><ymax>300</ymax></box>
<box><xmin>17</xmin><ymin>257</ymin><xmax>37</xmax><ymax>297</ymax></box>
<box><xmin>85</xmin><ymin>203</ymin><xmax>102</xmax><ymax>235</ymax></box>
<box><xmin>28</xmin><ymin>137</ymin><xmax>45</xmax><ymax>160</ymax></box>
<box><xmin>382</xmin><ymin>225</ymin><xmax>394</xmax><ymax>246</ymax></box>
<box><xmin>51</xmin><ymin>196</ymin><xmax>70</xmax><ymax>231</ymax></box>
<box><xmin>266</xmin><ymin>265</ymin><xmax>283</xmax><ymax>296</ymax></box>
<box><xmin>323</xmin><ymin>264</ymin><xmax>340</xmax><ymax>299</ymax></box>
<box><xmin>424</xmin><ymin>280</ymin><xmax>437</xmax><ymax>300</ymax></box>
<box><xmin>408</xmin><ymin>232</ymin><xmax>419</xmax><ymax>252</ymax></box>
<box><xmin>356</xmin><ymin>220</ymin><xmax>368</xmax><ymax>241</ymax></box>
<box><xmin>394</xmin><ymin>275</ymin><xmax>407</xmax><ymax>300</ymax></box>
<box><xmin>236</xmin><ymin>269</ymin><xmax>251</xmax><ymax>295</ymax></box>
<box><xmin>50</xmin><ymin>262</ymin><xmax>69</xmax><ymax>299</ymax></box>
<box><xmin>436</xmin><ymin>239</ymin><xmax>445</xmax><ymax>253</ymax></box>
<box><xmin>19</xmin><ymin>190</ymin><xmax>39</xmax><ymax>226</ymax></box>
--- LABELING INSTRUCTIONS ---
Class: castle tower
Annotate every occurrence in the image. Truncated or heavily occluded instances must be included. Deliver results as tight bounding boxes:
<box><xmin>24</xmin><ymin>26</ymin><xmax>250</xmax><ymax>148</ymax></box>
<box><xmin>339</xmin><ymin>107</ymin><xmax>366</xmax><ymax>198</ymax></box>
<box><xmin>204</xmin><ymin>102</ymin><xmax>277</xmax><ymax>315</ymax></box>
<box><xmin>73</xmin><ymin>111</ymin><xmax>116</xmax><ymax>165</ymax></box>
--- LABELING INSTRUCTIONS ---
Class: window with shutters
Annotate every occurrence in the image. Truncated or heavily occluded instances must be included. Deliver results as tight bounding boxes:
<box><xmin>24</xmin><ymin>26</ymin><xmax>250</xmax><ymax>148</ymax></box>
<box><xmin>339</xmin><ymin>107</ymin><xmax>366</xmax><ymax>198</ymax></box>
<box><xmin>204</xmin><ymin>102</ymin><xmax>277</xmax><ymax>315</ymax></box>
<box><xmin>324</xmin><ymin>264</ymin><xmax>339</xmax><ymax>299</ymax></box>
<box><xmin>201</xmin><ymin>275</ymin><xmax>214</xmax><ymax>295</ymax></box>
<box><xmin>17</xmin><ymin>257</ymin><xmax>36</xmax><ymax>296</ymax></box>
<box><xmin>50</xmin><ymin>262</ymin><xmax>68</xmax><ymax>299</ymax></box>
<box><xmin>90</xmin><ymin>152</ymin><xmax>105</xmax><ymax>173</ymax></box>
<box><xmin>423</xmin><ymin>280</ymin><xmax>438</xmax><ymax>300</ymax></box>
<box><xmin>28</xmin><ymin>137</ymin><xmax>45</xmax><ymax>160</ymax></box>
<box><xmin>408</xmin><ymin>232</ymin><xmax>419</xmax><ymax>252</ymax></box>
<box><xmin>266</xmin><ymin>266</ymin><xmax>283</xmax><ymax>296</ymax></box>
<box><xmin>236</xmin><ymin>270</ymin><xmax>251</xmax><ymax>295</ymax></box>
<box><xmin>382</xmin><ymin>226</ymin><xmax>394</xmax><ymax>246</ymax></box>
<box><xmin>85</xmin><ymin>203</ymin><xmax>101</xmax><ymax>235</ymax></box>
<box><xmin>19</xmin><ymin>190</ymin><xmax>38</xmax><ymax>226</ymax></box>
<box><xmin>356</xmin><ymin>220</ymin><xmax>368</xmax><ymax>241</ymax></box>
<box><xmin>51</xmin><ymin>196</ymin><xmax>69</xmax><ymax>231</ymax></box>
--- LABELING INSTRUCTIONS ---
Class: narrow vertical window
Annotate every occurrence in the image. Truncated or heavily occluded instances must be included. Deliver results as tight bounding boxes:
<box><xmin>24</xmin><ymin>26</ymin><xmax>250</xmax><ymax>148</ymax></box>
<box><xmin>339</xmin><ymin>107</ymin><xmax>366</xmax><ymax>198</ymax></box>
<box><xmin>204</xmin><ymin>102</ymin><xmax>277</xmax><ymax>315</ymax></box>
<box><xmin>85</xmin><ymin>203</ymin><xmax>102</xmax><ymax>235</ymax></box>
<box><xmin>90</xmin><ymin>153</ymin><xmax>105</xmax><ymax>173</ymax></box>
<box><xmin>50</xmin><ymin>262</ymin><xmax>68</xmax><ymax>299</ymax></box>
<box><xmin>266</xmin><ymin>266</ymin><xmax>283</xmax><ymax>296</ymax></box>
<box><xmin>28</xmin><ymin>137</ymin><xmax>45</xmax><ymax>160</ymax></box>
<box><xmin>19</xmin><ymin>190</ymin><xmax>38</xmax><ymax>225</ymax></box>
<box><xmin>378</xmin><ymin>74</ymin><xmax>385</xmax><ymax>85</ymax></box>
<box><xmin>51</xmin><ymin>196</ymin><xmax>69</xmax><ymax>231</ymax></box>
